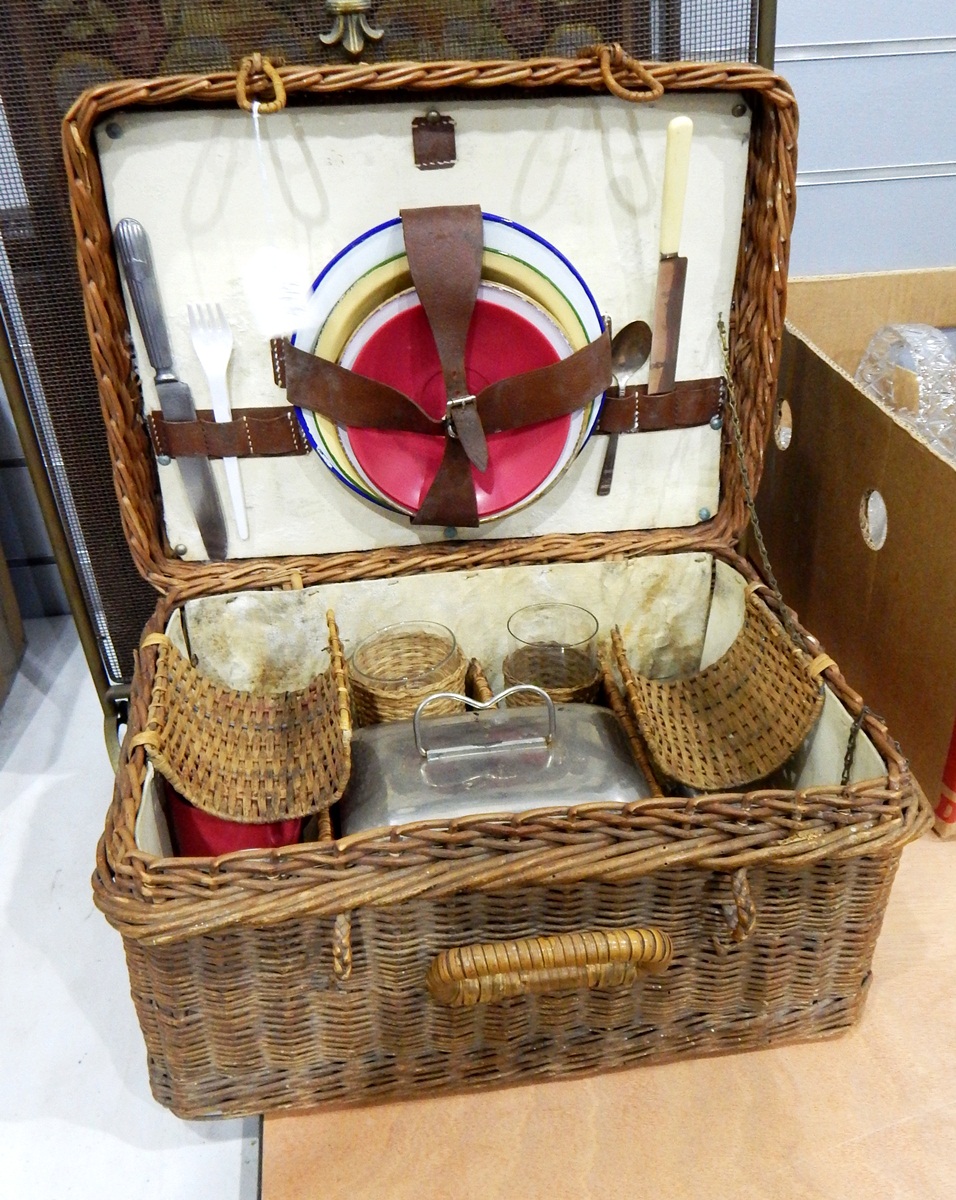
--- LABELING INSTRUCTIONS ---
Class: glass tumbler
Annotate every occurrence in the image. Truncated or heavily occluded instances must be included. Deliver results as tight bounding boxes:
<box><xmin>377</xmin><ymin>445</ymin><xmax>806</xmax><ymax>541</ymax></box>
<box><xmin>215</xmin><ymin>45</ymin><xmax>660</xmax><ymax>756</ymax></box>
<box><xmin>502</xmin><ymin>602</ymin><xmax>600</xmax><ymax>705</ymax></box>
<box><xmin>349</xmin><ymin>621</ymin><xmax>467</xmax><ymax>726</ymax></box>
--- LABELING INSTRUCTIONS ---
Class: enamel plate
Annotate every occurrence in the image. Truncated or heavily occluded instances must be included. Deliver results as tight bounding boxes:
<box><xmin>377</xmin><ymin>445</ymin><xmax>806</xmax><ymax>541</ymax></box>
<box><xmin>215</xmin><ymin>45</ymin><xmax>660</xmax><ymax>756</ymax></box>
<box><xmin>337</xmin><ymin>284</ymin><xmax>577</xmax><ymax>517</ymax></box>
<box><xmin>294</xmin><ymin>214</ymin><xmax>604</xmax><ymax>520</ymax></box>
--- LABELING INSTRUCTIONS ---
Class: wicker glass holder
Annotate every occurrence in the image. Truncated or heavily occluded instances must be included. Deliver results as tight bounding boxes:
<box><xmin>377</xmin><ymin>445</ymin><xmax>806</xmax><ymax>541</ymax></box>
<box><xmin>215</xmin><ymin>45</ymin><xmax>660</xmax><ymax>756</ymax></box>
<box><xmin>349</xmin><ymin>621</ymin><xmax>469</xmax><ymax>726</ymax></box>
<box><xmin>503</xmin><ymin>646</ymin><xmax>602</xmax><ymax>704</ymax></box>
<box><xmin>129</xmin><ymin>610</ymin><xmax>352</xmax><ymax>822</ymax></box>
<box><xmin>612</xmin><ymin>584</ymin><xmax>826</xmax><ymax>791</ymax></box>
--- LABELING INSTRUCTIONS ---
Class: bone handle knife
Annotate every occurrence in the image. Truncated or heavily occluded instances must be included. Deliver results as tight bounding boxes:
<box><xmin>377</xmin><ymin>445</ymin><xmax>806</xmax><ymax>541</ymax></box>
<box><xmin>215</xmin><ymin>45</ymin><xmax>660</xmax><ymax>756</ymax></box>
<box><xmin>647</xmin><ymin>116</ymin><xmax>693</xmax><ymax>397</ymax></box>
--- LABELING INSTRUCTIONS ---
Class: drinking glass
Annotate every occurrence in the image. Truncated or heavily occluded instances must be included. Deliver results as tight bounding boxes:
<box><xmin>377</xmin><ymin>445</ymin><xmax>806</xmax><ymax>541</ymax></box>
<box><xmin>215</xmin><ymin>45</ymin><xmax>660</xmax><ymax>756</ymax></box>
<box><xmin>502</xmin><ymin>602</ymin><xmax>600</xmax><ymax>704</ymax></box>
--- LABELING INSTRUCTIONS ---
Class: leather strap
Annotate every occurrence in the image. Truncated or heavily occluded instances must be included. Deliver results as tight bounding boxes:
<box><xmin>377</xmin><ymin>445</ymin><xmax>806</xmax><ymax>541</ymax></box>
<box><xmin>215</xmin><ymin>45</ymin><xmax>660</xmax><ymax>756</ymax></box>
<box><xmin>147</xmin><ymin>407</ymin><xmax>310</xmax><ymax>459</ymax></box>
<box><xmin>280</xmin><ymin>335</ymin><xmax>609</xmax><ymax>430</ymax></box>
<box><xmin>478</xmin><ymin>332</ymin><xmax>611</xmax><ymax>431</ymax></box>
<box><xmin>278</xmin><ymin>333</ymin><xmax>610</xmax><ymax>527</ymax></box>
<box><xmin>402</xmin><ymin>205</ymin><xmax>488</xmax><ymax>471</ymax></box>
<box><xmin>282</xmin><ymin>343</ymin><xmax>438</xmax><ymax>433</ymax></box>
<box><xmin>597</xmin><ymin>377</ymin><xmax>723</xmax><ymax>434</ymax></box>
<box><xmin>273</xmin><ymin>205</ymin><xmax>612</xmax><ymax>527</ymax></box>
<box><xmin>412</xmin><ymin>437</ymin><xmax>479</xmax><ymax>529</ymax></box>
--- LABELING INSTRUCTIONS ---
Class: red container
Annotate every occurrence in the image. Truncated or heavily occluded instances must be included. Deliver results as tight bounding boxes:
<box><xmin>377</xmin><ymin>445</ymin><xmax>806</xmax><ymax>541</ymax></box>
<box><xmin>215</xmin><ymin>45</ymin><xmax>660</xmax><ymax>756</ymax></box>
<box><xmin>165</xmin><ymin>786</ymin><xmax>302</xmax><ymax>857</ymax></box>
<box><xmin>934</xmin><ymin>716</ymin><xmax>956</xmax><ymax>836</ymax></box>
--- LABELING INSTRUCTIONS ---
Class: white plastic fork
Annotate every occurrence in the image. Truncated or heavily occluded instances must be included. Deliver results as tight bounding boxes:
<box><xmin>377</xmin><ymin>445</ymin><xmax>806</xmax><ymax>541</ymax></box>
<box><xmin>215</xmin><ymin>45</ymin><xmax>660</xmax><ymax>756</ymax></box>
<box><xmin>187</xmin><ymin>302</ymin><xmax>248</xmax><ymax>540</ymax></box>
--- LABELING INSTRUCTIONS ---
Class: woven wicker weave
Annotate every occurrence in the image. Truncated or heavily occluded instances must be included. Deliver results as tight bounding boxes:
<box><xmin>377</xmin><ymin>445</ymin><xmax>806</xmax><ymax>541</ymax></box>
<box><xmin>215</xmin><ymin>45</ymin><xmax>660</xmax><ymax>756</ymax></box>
<box><xmin>91</xmin><ymin>555</ymin><xmax>930</xmax><ymax>1117</ymax></box>
<box><xmin>612</xmin><ymin>584</ymin><xmax>826</xmax><ymax>791</ymax></box>
<box><xmin>130</xmin><ymin>611</ymin><xmax>351</xmax><ymax>822</ymax></box>
<box><xmin>64</xmin><ymin>52</ymin><xmax>933</xmax><ymax>1120</ymax></box>
<box><xmin>96</xmin><ymin>573</ymin><xmax>929</xmax><ymax>1116</ymax></box>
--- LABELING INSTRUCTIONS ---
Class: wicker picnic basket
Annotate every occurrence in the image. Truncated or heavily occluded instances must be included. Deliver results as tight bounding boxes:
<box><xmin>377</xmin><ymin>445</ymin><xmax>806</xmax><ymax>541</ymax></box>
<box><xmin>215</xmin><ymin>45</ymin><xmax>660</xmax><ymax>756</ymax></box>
<box><xmin>67</xmin><ymin>50</ymin><xmax>932</xmax><ymax>1118</ymax></box>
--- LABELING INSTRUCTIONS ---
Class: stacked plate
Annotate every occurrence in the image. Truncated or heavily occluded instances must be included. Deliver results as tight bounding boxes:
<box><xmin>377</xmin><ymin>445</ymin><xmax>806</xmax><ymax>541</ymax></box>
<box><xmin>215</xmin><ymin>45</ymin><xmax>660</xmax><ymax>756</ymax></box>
<box><xmin>293</xmin><ymin>213</ymin><xmax>604</xmax><ymax>523</ymax></box>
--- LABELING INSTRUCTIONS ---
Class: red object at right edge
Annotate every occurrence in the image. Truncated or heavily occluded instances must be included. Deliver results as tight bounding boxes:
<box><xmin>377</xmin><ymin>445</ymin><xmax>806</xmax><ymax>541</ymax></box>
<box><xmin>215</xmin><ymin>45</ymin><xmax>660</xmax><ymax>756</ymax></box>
<box><xmin>934</xmin><ymin>717</ymin><xmax>956</xmax><ymax>826</ymax></box>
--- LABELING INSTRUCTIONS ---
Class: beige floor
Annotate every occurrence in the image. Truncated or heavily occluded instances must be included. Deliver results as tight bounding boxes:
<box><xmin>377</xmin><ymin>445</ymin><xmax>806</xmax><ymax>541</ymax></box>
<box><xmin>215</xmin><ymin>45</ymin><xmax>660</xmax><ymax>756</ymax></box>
<box><xmin>0</xmin><ymin>618</ymin><xmax>258</xmax><ymax>1198</ymax></box>
<box><xmin>263</xmin><ymin>834</ymin><xmax>955</xmax><ymax>1200</ymax></box>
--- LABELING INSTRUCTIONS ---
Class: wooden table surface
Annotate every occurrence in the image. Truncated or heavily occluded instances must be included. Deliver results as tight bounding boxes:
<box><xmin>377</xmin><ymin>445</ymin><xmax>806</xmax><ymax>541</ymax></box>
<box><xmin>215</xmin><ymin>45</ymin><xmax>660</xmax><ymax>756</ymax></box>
<box><xmin>262</xmin><ymin>835</ymin><xmax>955</xmax><ymax>1200</ymax></box>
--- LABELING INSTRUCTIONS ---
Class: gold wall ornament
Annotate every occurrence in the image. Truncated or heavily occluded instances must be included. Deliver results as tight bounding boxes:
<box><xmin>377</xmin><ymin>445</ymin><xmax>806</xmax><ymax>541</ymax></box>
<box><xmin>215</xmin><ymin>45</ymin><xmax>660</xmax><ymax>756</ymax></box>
<box><xmin>320</xmin><ymin>0</ymin><xmax>384</xmax><ymax>58</ymax></box>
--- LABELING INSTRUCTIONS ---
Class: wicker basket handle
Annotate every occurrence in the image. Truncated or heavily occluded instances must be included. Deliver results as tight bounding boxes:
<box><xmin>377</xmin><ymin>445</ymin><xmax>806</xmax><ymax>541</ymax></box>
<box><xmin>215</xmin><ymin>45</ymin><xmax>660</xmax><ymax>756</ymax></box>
<box><xmin>426</xmin><ymin>927</ymin><xmax>672</xmax><ymax>1008</ymax></box>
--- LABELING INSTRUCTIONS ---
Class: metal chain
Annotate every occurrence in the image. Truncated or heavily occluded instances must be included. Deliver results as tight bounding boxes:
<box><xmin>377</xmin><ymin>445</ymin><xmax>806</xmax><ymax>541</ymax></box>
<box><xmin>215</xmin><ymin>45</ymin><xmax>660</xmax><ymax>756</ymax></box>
<box><xmin>841</xmin><ymin>705</ymin><xmax>868</xmax><ymax>787</ymax></box>
<box><xmin>717</xmin><ymin>316</ymin><xmax>802</xmax><ymax>648</ymax></box>
<box><xmin>840</xmin><ymin>704</ymin><xmax>891</xmax><ymax>787</ymax></box>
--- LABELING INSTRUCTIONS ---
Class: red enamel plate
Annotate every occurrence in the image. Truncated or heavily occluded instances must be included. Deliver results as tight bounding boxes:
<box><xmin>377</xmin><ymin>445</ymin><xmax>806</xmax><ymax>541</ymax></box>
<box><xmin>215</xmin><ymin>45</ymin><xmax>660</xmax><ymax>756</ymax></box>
<box><xmin>339</xmin><ymin>284</ymin><xmax>576</xmax><ymax>518</ymax></box>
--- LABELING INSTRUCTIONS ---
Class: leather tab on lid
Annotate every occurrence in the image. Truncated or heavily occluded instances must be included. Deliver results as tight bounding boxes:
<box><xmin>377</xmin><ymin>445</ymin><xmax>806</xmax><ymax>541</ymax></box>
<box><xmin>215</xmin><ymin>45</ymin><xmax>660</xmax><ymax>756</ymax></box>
<box><xmin>412</xmin><ymin>110</ymin><xmax>457</xmax><ymax>170</ymax></box>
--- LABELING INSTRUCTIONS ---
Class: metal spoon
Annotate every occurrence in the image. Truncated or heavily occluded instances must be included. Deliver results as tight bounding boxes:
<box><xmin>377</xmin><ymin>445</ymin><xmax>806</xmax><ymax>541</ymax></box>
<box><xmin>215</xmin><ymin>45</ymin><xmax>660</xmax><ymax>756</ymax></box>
<box><xmin>597</xmin><ymin>320</ymin><xmax>653</xmax><ymax>496</ymax></box>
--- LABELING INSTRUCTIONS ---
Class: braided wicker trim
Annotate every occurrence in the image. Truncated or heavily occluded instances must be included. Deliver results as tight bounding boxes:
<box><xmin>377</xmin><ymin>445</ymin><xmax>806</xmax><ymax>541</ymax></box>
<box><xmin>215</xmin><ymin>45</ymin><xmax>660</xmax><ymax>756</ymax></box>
<box><xmin>94</xmin><ymin>552</ymin><xmax>931</xmax><ymax>948</ymax></box>
<box><xmin>96</xmin><ymin>778</ymin><xmax>928</xmax><ymax>948</ymax></box>
<box><xmin>62</xmin><ymin>50</ymin><xmax>797</xmax><ymax>592</ymax></box>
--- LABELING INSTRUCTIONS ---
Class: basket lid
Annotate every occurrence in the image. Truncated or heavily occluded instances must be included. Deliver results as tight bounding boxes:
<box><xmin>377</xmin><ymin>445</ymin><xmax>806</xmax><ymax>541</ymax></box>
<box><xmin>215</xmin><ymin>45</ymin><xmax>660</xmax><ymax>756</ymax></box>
<box><xmin>63</xmin><ymin>51</ymin><xmax>797</xmax><ymax>596</ymax></box>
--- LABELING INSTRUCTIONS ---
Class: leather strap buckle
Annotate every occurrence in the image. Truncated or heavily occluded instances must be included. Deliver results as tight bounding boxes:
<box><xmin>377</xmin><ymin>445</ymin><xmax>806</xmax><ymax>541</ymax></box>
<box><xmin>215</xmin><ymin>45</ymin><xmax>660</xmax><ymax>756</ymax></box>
<box><xmin>445</xmin><ymin>394</ymin><xmax>477</xmax><ymax>428</ymax></box>
<box><xmin>445</xmin><ymin>393</ymin><xmax>488</xmax><ymax>471</ymax></box>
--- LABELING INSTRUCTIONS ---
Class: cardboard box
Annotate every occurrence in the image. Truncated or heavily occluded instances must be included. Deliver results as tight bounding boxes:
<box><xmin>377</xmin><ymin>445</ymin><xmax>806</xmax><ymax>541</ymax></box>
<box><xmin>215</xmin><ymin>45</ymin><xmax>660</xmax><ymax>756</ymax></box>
<box><xmin>757</xmin><ymin>268</ymin><xmax>956</xmax><ymax>835</ymax></box>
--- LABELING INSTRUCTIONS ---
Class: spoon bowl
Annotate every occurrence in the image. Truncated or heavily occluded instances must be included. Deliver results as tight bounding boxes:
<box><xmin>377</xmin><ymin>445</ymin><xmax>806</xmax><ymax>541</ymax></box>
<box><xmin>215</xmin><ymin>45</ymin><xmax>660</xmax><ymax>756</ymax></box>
<box><xmin>611</xmin><ymin>320</ymin><xmax>653</xmax><ymax>389</ymax></box>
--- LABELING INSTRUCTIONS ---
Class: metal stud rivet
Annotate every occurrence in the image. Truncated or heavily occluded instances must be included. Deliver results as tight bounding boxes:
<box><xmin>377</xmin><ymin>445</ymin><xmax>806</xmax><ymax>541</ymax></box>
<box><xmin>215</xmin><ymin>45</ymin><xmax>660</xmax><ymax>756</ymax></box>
<box><xmin>105</xmin><ymin>122</ymin><xmax>123</xmax><ymax>139</ymax></box>
<box><xmin>710</xmin><ymin>415</ymin><xmax>723</xmax><ymax>431</ymax></box>
<box><xmin>732</xmin><ymin>103</ymin><xmax>747</xmax><ymax>118</ymax></box>
<box><xmin>156</xmin><ymin>454</ymin><xmax>171</xmax><ymax>466</ymax></box>
<box><xmin>173</xmin><ymin>544</ymin><xmax>187</xmax><ymax>558</ymax></box>
<box><xmin>443</xmin><ymin>526</ymin><xmax>458</xmax><ymax>540</ymax></box>
<box><xmin>698</xmin><ymin>508</ymin><xmax>712</xmax><ymax>522</ymax></box>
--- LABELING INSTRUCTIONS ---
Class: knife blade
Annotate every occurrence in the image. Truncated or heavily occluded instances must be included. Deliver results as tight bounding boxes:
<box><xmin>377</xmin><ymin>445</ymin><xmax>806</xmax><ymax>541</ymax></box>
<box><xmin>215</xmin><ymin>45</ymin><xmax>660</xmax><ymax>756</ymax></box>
<box><xmin>647</xmin><ymin>115</ymin><xmax>693</xmax><ymax>397</ymax></box>
<box><xmin>113</xmin><ymin>218</ymin><xmax>228</xmax><ymax>561</ymax></box>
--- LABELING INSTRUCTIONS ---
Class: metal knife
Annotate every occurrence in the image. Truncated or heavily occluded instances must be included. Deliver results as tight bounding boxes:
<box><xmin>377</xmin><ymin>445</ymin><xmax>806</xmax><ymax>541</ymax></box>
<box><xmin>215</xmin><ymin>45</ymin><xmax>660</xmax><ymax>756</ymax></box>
<box><xmin>113</xmin><ymin>217</ymin><xmax>228</xmax><ymax>561</ymax></box>
<box><xmin>647</xmin><ymin>116</ymin><xmax>693</xmax><ymax>396</ymax></box>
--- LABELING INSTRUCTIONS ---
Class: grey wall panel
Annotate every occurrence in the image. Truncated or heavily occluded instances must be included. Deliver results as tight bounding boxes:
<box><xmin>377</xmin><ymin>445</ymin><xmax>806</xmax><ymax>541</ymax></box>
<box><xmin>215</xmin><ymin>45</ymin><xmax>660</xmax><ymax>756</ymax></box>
<box><xmin>775</xmin><ymin>2</ymin><xmax>955</xmax><ymax>275</ymax></box>
<box><xmin>777</xmin><ymin>0</ymin><xmax>956</xmax><ymax>43</ymax></box>
<box><xmin>0</xmin><ymin>377</ymin><xmax>62</xmax><ymax>617</ymax></box>
<box><xmin>789</xmin><ymin>173</ymin><xmax>956</xmax><ymax>277</ymax></box>
<box><xmin>0</xmin><ymin>378</ymin><xmax>21</xmax><ymax>458</ymax></box>
<box><xmin>783</xmin><ymin>52</ymin><xmax>956</xmax><ymax>173</ymax></box>
<box><xmin>8</xmin><ymin>562</ymin><xmax>67</xmax><ymax>620</ymax></box>
<box><xmin>0</xmin><ymin>464</ymin><xmax>51</xmax><ymax>560</ymax></box>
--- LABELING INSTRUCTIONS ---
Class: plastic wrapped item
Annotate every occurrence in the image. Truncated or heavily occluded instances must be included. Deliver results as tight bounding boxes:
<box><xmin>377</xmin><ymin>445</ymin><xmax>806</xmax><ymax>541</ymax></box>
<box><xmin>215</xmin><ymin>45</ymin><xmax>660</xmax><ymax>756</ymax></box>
<box><xmin>856</xmin><ymin>323</ymin><xmax>956</xmax><ymax>460</ymax></box>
